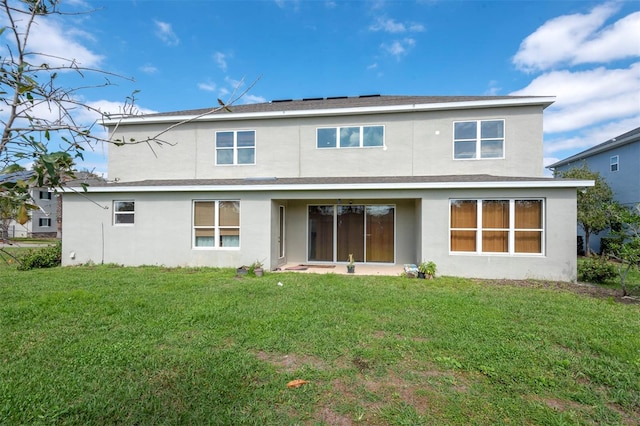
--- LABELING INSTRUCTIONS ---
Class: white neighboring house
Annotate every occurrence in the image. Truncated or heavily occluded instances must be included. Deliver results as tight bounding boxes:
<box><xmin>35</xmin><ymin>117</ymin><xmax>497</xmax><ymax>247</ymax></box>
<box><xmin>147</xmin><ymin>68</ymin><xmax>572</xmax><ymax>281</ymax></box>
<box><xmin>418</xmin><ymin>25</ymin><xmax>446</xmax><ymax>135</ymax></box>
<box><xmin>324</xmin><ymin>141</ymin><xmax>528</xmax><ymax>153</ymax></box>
<box><xmin>0</xmin><ymin>170</ymin><xmax>57</xmax><ymax>239</ymax></box>
<box><xmin>62</xmin><ymin>95</ymin><xmax>593</xmax><ymax>281</ymax></box>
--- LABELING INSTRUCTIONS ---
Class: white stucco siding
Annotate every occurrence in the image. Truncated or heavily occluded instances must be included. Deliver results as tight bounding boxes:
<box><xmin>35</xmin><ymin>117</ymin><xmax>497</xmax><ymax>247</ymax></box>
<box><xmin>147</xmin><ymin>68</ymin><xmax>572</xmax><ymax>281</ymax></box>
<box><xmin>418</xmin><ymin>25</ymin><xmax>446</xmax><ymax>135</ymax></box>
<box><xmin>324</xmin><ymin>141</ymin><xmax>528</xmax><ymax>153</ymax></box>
<box><xmin>62</xmin><ymin>191</ymin><xmax>273</xmax><ymax>268</ymax></box>
<box><xmin>63</xmin><ymin>185</ymin><xmax>577</xmax><ymax>281</ymax></box>
<box><xmin>107</xmin><ymin>105</ymin><xmax>545</xmax><ymax>182</ymax></box>
<box><xmin>420</xmin><ymin>187</ymin><xmax>577</xmax><ymax>281</ymax></box>
<box><xmin>108</xmin><ymin>122</ymin><xmax>199</xmax><ymax>182</ymax></box>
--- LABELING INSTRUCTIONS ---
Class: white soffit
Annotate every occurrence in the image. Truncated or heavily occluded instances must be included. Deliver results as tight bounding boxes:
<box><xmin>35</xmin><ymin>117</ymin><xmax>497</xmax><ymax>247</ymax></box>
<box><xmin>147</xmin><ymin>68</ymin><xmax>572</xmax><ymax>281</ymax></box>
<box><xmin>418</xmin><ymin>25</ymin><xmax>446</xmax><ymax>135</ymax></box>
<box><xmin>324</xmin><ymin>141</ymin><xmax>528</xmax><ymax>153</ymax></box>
<box><xmin>68</xmin><ymin>179</ymin><xmax>594</xmax><ymax>193</ymax></box>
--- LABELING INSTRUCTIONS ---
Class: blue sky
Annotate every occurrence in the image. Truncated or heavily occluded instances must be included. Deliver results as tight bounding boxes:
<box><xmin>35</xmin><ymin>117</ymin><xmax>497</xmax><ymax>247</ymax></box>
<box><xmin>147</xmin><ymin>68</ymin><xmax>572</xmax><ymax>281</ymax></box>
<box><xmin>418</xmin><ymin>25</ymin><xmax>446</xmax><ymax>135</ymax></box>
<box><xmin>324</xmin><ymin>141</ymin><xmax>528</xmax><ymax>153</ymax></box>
<box><xmin>3</xmin><ymin>0</ymin><xmax>639</xmax><ymax>176</ymax></box>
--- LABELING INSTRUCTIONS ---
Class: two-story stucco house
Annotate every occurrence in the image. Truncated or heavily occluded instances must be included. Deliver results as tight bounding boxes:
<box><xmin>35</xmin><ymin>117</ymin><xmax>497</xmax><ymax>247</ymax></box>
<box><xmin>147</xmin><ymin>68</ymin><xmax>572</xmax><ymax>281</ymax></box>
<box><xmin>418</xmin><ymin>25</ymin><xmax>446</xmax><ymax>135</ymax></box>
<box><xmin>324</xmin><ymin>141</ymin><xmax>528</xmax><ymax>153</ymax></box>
<box><xmin>548</xmin><ymin>126</ymin><xmax>640</xmax><ymax>253</ymax></box>
<box><xmin>61</xmin><ymin>95</ymin><xmax>590</xmax><ymax>281</ymax></box>
<box><xmin>0</xmin><ymin>170</ymin><xmax>57</xmax><ymax>239</ymax></box>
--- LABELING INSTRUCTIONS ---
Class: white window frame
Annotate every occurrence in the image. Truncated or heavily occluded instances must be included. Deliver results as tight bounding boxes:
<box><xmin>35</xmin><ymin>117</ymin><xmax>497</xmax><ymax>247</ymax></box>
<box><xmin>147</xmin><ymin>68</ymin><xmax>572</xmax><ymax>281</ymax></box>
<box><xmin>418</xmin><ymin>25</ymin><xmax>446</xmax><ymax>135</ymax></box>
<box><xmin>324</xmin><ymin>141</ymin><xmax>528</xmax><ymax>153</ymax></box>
<box><xmin>316</xmin><ymin>125</ymin><xmax>385</xmax><ymax>149</ymax></box>
<box><xmin>215</xmin><ymin>130</ymin><xmax>256</xmax><ymax>166</ymax></box>
<box><xmin>192</xmin><ymin>200</ymin><xmax>241</xmax><ymax>249</ymax></box>
<box><xmin>39</xmin><ymin>190</ymin><xmax>52</xmax><ymax>200</ymax></box>
<box><xmin>113</xmin><ymin>200</ymin><xmax>135</xmax><ymax>226</ymax></box>
<box><xmin>453</xmin><ymin>119</ymin><xmax>505</xmax><ymax>160</ymax></box>
<box><xmin>449</xmin><ymin>198</ymin><xmax>545</xmax><ymax>256</ymax></box>
<box><xmin>610</xmin><ymin>155</ymin><xmax>619</xmax><ymax>172</ymax></box>
<box><xmin>38</xmin><ymin>217</ymin><xmax>51</xmax><ymax>227</ymax></box>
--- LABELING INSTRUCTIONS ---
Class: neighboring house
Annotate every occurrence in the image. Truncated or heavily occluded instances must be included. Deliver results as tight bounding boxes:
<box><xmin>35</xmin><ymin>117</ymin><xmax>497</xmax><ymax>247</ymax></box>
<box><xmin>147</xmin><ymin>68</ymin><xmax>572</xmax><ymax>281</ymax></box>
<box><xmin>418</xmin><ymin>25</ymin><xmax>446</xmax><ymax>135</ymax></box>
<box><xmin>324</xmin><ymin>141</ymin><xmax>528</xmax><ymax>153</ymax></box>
<box><xmin>0</xmin><ymin>170</ymin><xmax>57</xmax><ymax>238</ymax></box>
<box><xmin>62</xmin><ymin>95</ymin><xmax>591</xmax><ymax>281</ymax></box>
<box><xmin>548</xmin><ymin>127</ymin><xmax>640</xmax><ymax>253</ymax></box>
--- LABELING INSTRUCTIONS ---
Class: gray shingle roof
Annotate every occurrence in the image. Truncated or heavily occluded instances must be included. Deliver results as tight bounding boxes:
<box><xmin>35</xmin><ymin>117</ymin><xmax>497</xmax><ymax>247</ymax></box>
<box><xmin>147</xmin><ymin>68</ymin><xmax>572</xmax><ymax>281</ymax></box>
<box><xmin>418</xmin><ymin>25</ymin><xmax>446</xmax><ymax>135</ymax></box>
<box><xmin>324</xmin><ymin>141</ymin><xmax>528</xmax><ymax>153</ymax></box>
<box><xmin>86</xmin><ymin>174</ymin><xmax>563</xmax><ymax>189</ymax></box>
<box><xmin>142</xmin><ymin>95</ymin><xmax>551</xmax><ymax>118</ymax></box>
<box><xmin>0</xmin><ymin>170</ymin><xmax>34</xmax><ymax>184</ymax></box>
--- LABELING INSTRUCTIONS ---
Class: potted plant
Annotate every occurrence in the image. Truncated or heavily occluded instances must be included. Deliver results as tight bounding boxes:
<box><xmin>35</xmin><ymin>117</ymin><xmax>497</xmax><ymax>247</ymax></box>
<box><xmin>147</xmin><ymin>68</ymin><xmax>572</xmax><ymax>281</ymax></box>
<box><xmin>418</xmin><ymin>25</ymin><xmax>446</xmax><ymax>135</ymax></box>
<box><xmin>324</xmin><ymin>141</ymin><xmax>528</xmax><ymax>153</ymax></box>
<box><xmin>236</xmin><ymin>265</ymin><xmax>249</xmax><ymax>276</ymax></box>
<box><xmin>250</xmin><ymin>260</ymin><xmax>264</xmax><ymax>277</ymax></box>
<box><xmin>418</xmin><ymin>261</ymin><xmax>437</xmax><ymax>279</ymax></box>
<box><xmin>346</xmin><ymin>254</ymin><xmax>355</xmax><ymax>273</ymax></box>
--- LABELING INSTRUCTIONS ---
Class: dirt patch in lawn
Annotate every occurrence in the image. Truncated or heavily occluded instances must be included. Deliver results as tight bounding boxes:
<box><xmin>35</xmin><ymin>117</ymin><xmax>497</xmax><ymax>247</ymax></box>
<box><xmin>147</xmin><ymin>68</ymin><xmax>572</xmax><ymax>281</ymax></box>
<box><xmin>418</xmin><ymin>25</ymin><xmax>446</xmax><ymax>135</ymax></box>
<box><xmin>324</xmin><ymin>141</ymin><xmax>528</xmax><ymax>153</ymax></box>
<box><xmin>476</xmin><ymin>279</ymin><xmax>640</xmax><ymax>305</ymax></box>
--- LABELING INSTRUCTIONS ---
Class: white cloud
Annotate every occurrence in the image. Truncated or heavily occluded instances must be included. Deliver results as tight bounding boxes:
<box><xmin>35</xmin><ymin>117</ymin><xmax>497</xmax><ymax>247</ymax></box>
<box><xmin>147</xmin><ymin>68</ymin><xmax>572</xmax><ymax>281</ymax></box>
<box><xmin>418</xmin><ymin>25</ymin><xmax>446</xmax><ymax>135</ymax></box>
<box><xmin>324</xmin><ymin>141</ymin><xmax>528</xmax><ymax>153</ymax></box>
<box><xmin>274</xmin><ymin>0</ymin><xmax>300</xmax><ymax>9</ymax></box>
<box><xmin>511</xmin><ymin>63</ymin><xmax>640</xmax><ymax>133</ymax></box>
<box><xmin>198</xmin><ymin>81</ymin><xmax>217</xmax><ymax>92</ymax></box>
<box><xmin>139</xmin><ymin>64</ymin><xmax>158</xmax><ymax>74</ymax></box>
<box><xmin>214</xmin><ymin>52</ymin><xmax>228</xmax><ymax>71</ymax></box>
<box><xmin>381</xmin><ymin>38</ymin><xmax>416</xmax><ymax>59</ymax></box>
<box><xmin>225</xmin><ymin>76</ymin><xmax>245</xmax><ymax>89</ymax></box>
<box><xmin>544</xmin><ymin>116</ymin><xmax>640</xmax><ymax>155</ymax></box>
<box><xmin>575</xmin><ymin>11</ymin><xmax>640</xmax><ymax>65</ymax></box>
<box><xmin>154</xmin><ymin>20</ymin><xmax>179</xmax><ymax>46</ymax></box>
<box><xmin>484</xmin><ymin>80</ymin><xmax>502</xmax><ymax>96</ymax></box>
<box><xmin>369</xmin><ymin>17</ymin><xmax>424</xmax><ymax>33</ymax></box>
<box><xmin>73</xmin><ymin>100</ymin><xmax>157</xmax><ymax>126</ymax></box>
<box><xmin>0</xmin><ymin>8</ymin><xmax>103</xmax><ymax>69</ymax></box>
<box><xmin>370</xmin><ymin>17</ymin><xmax>406</xmax><ymax>33</ymax></box>
<box><xmin>240</xmin><ymin>94</ymin><xmax>267</xmax><ymax>104</ymax></box>
<box><xmin>512</xmin><ymin>2</ymin><xmax>640</xmax><ymax>166</ymax></box>
<box><xmin>513</xmin><ymin>3</ymin><xmax>639</xmax><ymax>72</ymax></box>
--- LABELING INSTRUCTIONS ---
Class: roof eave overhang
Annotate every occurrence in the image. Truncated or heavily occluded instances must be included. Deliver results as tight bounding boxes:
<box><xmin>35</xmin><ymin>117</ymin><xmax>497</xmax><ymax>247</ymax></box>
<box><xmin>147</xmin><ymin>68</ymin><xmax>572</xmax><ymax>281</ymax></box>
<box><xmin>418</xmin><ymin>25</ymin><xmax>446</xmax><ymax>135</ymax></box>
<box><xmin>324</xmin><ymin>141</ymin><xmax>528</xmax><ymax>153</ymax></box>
<box><xmin>102</xmin><ymin>97</ymin><xmax>556</xmax><ymax>127</ymax></box>
<box><xmin>66</xmin><ymin>179</ymin><xmax>593</xmax><ymax>193</ymax></box>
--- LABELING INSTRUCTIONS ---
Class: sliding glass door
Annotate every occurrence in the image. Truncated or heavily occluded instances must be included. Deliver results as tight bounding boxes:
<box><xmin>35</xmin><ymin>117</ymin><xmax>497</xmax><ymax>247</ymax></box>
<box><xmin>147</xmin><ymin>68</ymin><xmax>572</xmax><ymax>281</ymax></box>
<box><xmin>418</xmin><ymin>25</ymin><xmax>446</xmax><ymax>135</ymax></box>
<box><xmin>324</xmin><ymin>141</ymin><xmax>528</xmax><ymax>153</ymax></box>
<box><xmin>365</xmin><ymin>205</ymin><xmax>394</xmax><ymax>262</ymax></box>
<box><xmin>308</xmin><ymin>204</ymin><xmax>394</xmax><ymax>263</ymax></box>
<box><xmin>308</xmin><ymin>206</ymin><xmax>334</xmax><ymax>261</ymax></box>
<box><xmin>337</xmin><ymin>205</ymin><xmax>365</xmax><ymax>262</ymax></box>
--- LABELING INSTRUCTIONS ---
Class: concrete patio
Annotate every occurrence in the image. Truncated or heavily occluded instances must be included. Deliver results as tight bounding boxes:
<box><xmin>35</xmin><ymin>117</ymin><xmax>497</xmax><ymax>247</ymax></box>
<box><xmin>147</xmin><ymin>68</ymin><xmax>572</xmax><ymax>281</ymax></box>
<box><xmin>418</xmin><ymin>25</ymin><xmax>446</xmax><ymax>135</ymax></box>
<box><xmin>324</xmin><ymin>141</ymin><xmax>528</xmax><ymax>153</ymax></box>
<box><xmin>274</xmin><ymin>263</ymin><xmax>405</xmax><ymax>276</ymax></box>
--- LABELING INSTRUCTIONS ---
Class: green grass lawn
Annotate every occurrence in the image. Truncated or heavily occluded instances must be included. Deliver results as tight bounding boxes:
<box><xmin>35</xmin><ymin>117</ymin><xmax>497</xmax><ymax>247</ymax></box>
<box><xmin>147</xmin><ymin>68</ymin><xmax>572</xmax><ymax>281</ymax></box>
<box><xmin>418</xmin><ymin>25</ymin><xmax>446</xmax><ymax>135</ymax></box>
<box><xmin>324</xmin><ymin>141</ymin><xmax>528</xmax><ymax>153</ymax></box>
<box><xmin>1</xmin><ymin>266</ymin><xmax>639</xmax><ymax>425</ymax></box>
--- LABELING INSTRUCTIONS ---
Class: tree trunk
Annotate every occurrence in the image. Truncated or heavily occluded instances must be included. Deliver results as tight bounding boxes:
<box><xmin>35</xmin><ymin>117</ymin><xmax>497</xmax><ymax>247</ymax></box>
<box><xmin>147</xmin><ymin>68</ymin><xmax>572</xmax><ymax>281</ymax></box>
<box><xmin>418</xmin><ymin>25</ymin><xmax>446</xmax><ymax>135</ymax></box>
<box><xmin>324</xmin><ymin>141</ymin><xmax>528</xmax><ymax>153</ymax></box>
<box><xmin>1</xmin><ymin>221</ymin><xmax>9</xmax><ymax>244</ymax></box>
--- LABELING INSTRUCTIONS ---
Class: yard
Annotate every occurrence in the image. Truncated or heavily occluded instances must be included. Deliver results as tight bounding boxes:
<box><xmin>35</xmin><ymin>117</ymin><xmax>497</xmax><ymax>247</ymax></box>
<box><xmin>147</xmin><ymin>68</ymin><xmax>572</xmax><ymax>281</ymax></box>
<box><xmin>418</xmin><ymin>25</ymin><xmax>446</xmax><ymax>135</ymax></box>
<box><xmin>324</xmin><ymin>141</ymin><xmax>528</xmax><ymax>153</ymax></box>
<box><xmin>1</xmin><ymin>263</ymin><xmax>639</xmax><ymax>425</ymax></box>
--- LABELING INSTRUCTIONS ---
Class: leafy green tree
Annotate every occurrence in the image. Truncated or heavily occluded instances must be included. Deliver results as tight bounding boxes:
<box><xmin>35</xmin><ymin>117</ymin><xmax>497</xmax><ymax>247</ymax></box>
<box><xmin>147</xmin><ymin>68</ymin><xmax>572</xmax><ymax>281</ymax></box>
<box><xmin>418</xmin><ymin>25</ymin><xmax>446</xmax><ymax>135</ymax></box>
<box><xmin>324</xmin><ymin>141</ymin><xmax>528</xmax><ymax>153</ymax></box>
<box><xmin>605</xmin><ymin>204</ymin><xmax>640</xmax><ymax>297</ymax></box>
<box><xmin>557</xmin><ymin>164</ymin><xmax>615</xmax><ymax>256</ymax></box>
<box><xmin>0</xmin><ymin>164</ymin><xmax>33</xmax><ymax>242</ymax></box>
<box><xmin>1</xmin><ymin>0</ymin><xmax>108</xmax><ymax>188</ymax></box>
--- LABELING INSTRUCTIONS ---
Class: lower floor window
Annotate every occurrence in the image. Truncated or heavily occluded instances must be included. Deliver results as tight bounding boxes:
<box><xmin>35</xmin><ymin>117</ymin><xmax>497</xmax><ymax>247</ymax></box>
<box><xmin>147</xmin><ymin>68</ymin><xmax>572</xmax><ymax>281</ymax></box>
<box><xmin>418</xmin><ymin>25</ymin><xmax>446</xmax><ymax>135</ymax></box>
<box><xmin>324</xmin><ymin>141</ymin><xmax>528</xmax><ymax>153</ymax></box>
<box><xmin>114</xmin><ymin>201</ymin><xmax>135</xmax><ymax>225</ymax></box>
<box><xmin>39</xmin><ymin>217</ymin><xmax>51</xmax><ymax>227</ymax></box>
<box><xmin>450</xmin><ymin>199</ymin><xmax>544</xmax><ymax>254</ymax></box>
<box><xmin>193</xmin><ymin>200</ymin><xmax>240</xmax><ymax>248</ymax></box>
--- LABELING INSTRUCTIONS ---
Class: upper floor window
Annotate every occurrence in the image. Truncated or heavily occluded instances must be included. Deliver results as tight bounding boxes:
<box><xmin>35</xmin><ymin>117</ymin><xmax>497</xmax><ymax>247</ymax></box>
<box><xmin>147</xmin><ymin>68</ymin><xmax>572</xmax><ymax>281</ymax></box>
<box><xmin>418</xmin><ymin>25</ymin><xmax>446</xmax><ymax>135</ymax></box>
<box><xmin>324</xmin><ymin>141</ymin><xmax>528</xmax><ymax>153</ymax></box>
<box><xmin>450</xmin><ymin>199</ymin><xmax>544</xmax><ymax>255</ymax></box>
<box><xmin>39</xmin><ymin>190</ymin><xmax>52</xmax><ymax>200</ymax></box>
<box><xmin>454</xmin><ymin>120</ymin><xmax>504</xmax><ymax>159</ymax></box>
<box><xmin>193</xmin><ymin>200</ymin><xmax>240</xmax><ymax>248</ymax></box>
<box><xmin>610</xmin><ymin>155</ymin><xmax>619</xmax><ymax>172</ymax></box>
<box><xmin>114</xmin><ymin>201</ymin><xmax>135</xmax><ymax>225</ymax></box>
<box><xmin>216</xmin><ymin>130</ymin><xmax>255</xmax><ymax>165</ymax></box>
<box><xmin>317</xmin><ymin>125</ymin><xmax>384</xmax><ymax>149</ymax></box>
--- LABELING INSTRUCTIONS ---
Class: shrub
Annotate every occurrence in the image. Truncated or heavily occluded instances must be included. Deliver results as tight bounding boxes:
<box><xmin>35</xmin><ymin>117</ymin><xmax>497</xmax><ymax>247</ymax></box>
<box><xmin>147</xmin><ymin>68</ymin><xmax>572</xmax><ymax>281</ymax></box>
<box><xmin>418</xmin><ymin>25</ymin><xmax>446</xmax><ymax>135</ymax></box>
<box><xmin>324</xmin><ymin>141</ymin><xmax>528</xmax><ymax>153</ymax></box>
<box><xmin>17</xmin><ymin>241</ymin><xmax>62</xmax><ymax>271</ymax></box>
<box><xmin>578</xmin><ymin>256</ymin><xmax>616</xmax><ymax>283</ymax></box>
<box><xmin>599</xmin><ymin>236</ymin><xmax>623</xmax><ymax>256</ymax></box>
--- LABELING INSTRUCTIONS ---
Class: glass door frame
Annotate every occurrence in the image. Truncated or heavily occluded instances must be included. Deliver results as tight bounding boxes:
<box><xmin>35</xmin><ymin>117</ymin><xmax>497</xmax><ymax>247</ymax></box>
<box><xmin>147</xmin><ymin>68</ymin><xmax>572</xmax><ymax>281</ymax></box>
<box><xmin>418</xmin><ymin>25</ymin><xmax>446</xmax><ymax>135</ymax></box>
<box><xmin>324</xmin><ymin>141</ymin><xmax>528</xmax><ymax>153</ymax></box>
<box><xmin>306</xmin><ymin>203</ymin><xmax>396</xmax><ymax>264</ymax></box>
